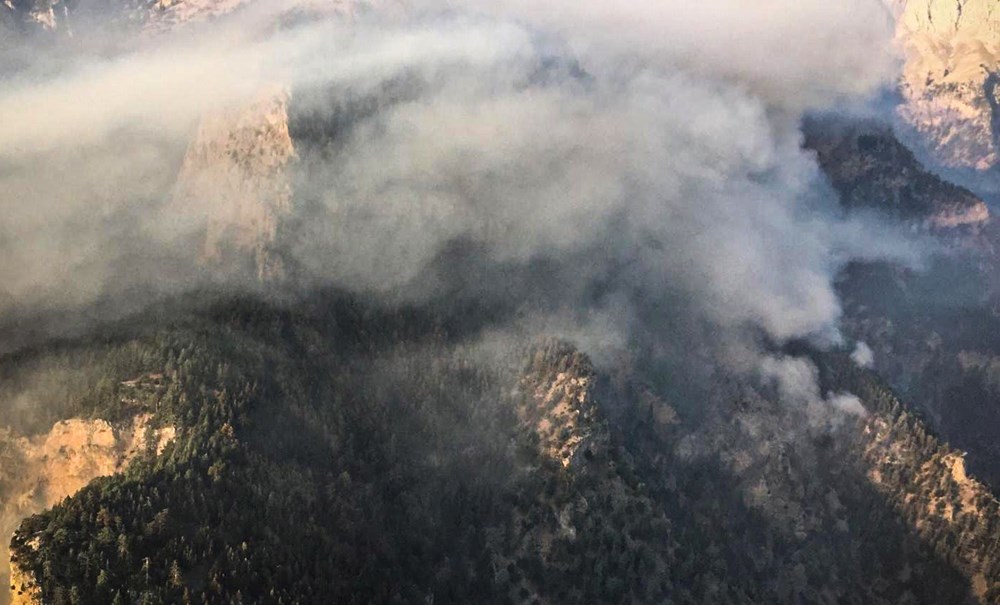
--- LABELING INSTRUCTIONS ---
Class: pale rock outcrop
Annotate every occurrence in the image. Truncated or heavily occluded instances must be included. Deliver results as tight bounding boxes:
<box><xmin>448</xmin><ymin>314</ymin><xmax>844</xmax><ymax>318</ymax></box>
<box><xmin>2</xmin><ymin>0</ymin><xmax>373</xmax><ymax>282</ymax></box>
<box><xmin>171</xmin><ymin>87</ymin><xmax>297</xmax><ymax>281</ymax></box>
<box><xmin>165</xmin><ymin>0</ymin><xmax>379</xmax><ymax>281</ymax></box>
<box><xmin>7</xmin><ymin>550</ymin><xmax>38</xmax><ymax>605</ymax></box>
<box><xmin>4</xmin><ymin>415</ymin><xmax>175</xmax><ymax>605</ymax></box>
<box><xmin>895</xmin><ymin>0</ymin><xmax>1000</xmax><ymax>171</ymax></box>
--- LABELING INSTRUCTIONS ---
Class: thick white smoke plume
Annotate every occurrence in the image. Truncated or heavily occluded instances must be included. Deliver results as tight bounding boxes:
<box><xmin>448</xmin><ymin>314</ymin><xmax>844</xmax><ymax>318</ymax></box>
<box><xmin>0</xmin><ymin>0</ymin><xmax>916</xmax><ymax>413</ymax></box>
<box><xmin>852</xmin><ymin>342</ymin><xmax>876</xmax><ymax>369</ymax></box>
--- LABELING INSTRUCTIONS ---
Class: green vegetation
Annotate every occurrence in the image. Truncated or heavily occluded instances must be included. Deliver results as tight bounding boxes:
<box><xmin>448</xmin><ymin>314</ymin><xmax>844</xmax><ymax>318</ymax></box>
<box><xmin>1</xmin><ymin>292</ymin><xmax>992</xmax><ymax>604</ymax></box>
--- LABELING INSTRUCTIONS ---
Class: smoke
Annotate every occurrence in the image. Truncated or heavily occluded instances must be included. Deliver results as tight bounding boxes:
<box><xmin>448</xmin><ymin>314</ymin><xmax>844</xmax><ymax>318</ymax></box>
<box><xmin>759</xmin><ymin>355</ymin><xmax>868</xmax><ymax>428</ymax></box>
<box><xmin>419</xmin><ymin>0</ymin><xmax>900</xmax><ymax>112</ymax></box>
<box><xmin>0</xmin><ymin>0</ymin><xmax>918</xmax><ymax>415</ymax></box>
<box><xmin>852</xmin><ymin>341</ymin><xmax>876</xmax><ymax>369</ymax></box>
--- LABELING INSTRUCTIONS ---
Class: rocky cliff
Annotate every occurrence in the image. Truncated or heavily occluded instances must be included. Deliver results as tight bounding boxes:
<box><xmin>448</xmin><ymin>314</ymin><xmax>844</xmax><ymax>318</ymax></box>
<box><xmin>895</xmin><ymin>0</ymin><xmax>1000</xmax><ymax>173</ymax></box>
<box><xmin>4</xmin><ymin>414</ymin><xmax>174</xmax><ymax>605</ymax></box>
<box><xmin>171</xmin><ymin>87</ymin><xmax>297</xmax><ymax>281</ymax></box>
<box><xmin>1</xmin><ymin>0</ymin><xmax>296</xmax><ymax>282</ymax></box>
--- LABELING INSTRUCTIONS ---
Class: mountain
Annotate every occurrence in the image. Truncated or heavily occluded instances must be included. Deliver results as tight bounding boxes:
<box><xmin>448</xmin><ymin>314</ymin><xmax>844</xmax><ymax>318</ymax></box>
<box><xmin>895</xmin><ymin>0</ymin><xmax>1000</xmax><ymax>173</ymax></box>
<box><xmin>804</xmin><ymin>116</ymin><xmax>990</xmax><ymax>229</ymax></box>
<box><xmin>804</xmin><ymin>114</ymin><xmax>1000</xmax><ymax>495</ymax></box>
<box><xmin>3</xmin><ymin>295</ymin><xmax>999</xmax><ymax>604</ymax></box>
<box><xmin>805</xmin><ymin>113</ymin><xmax>1000</xmax><ymax>495</ymax></box>
<box><xmin>6</xmin><ymin>1</ymin><xmax>1000</xmax><ymax>604</ymax></box>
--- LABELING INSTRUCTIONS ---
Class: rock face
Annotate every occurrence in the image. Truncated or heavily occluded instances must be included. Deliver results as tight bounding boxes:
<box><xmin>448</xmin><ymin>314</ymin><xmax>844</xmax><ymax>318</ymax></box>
<box><xmin>3</xmin><ymin>415</ymin><xmax>175</xmax><ymax>605</ymax></box>
<box><xmin>2</xmin><ymin>0</ymin><xmax>377</xmax><ymax>283</ymax></box>
<box><xmin>0</xmin><ymin>0</ymin><xmax>294</xmax><ymax>282</ymax></box>
<box><xmin>7</xmin><ymin>554</ymin><xmax>38</xmax><ymax>605</ymax></box>
<box><xmin>895</xmin><ymin>0</ymin><xmax>1000</xmax><ymax>172</ymax></box>
<box><xmin>171</xmin><ymin>87</ymin><xmax>297</xmax><ymax>281</ymax></box>
<box><xmin>519</xmin><ymin>346</ymin><xmax>606</xmax><ymax>469</ymax></box>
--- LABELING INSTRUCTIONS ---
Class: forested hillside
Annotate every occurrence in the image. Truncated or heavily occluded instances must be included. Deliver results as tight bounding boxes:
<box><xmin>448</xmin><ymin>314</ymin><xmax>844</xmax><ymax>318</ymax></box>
<box><xmin>2</xmin><ymin>292</ymin><xmax>994</xmax><ymax>604</ymax></box>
